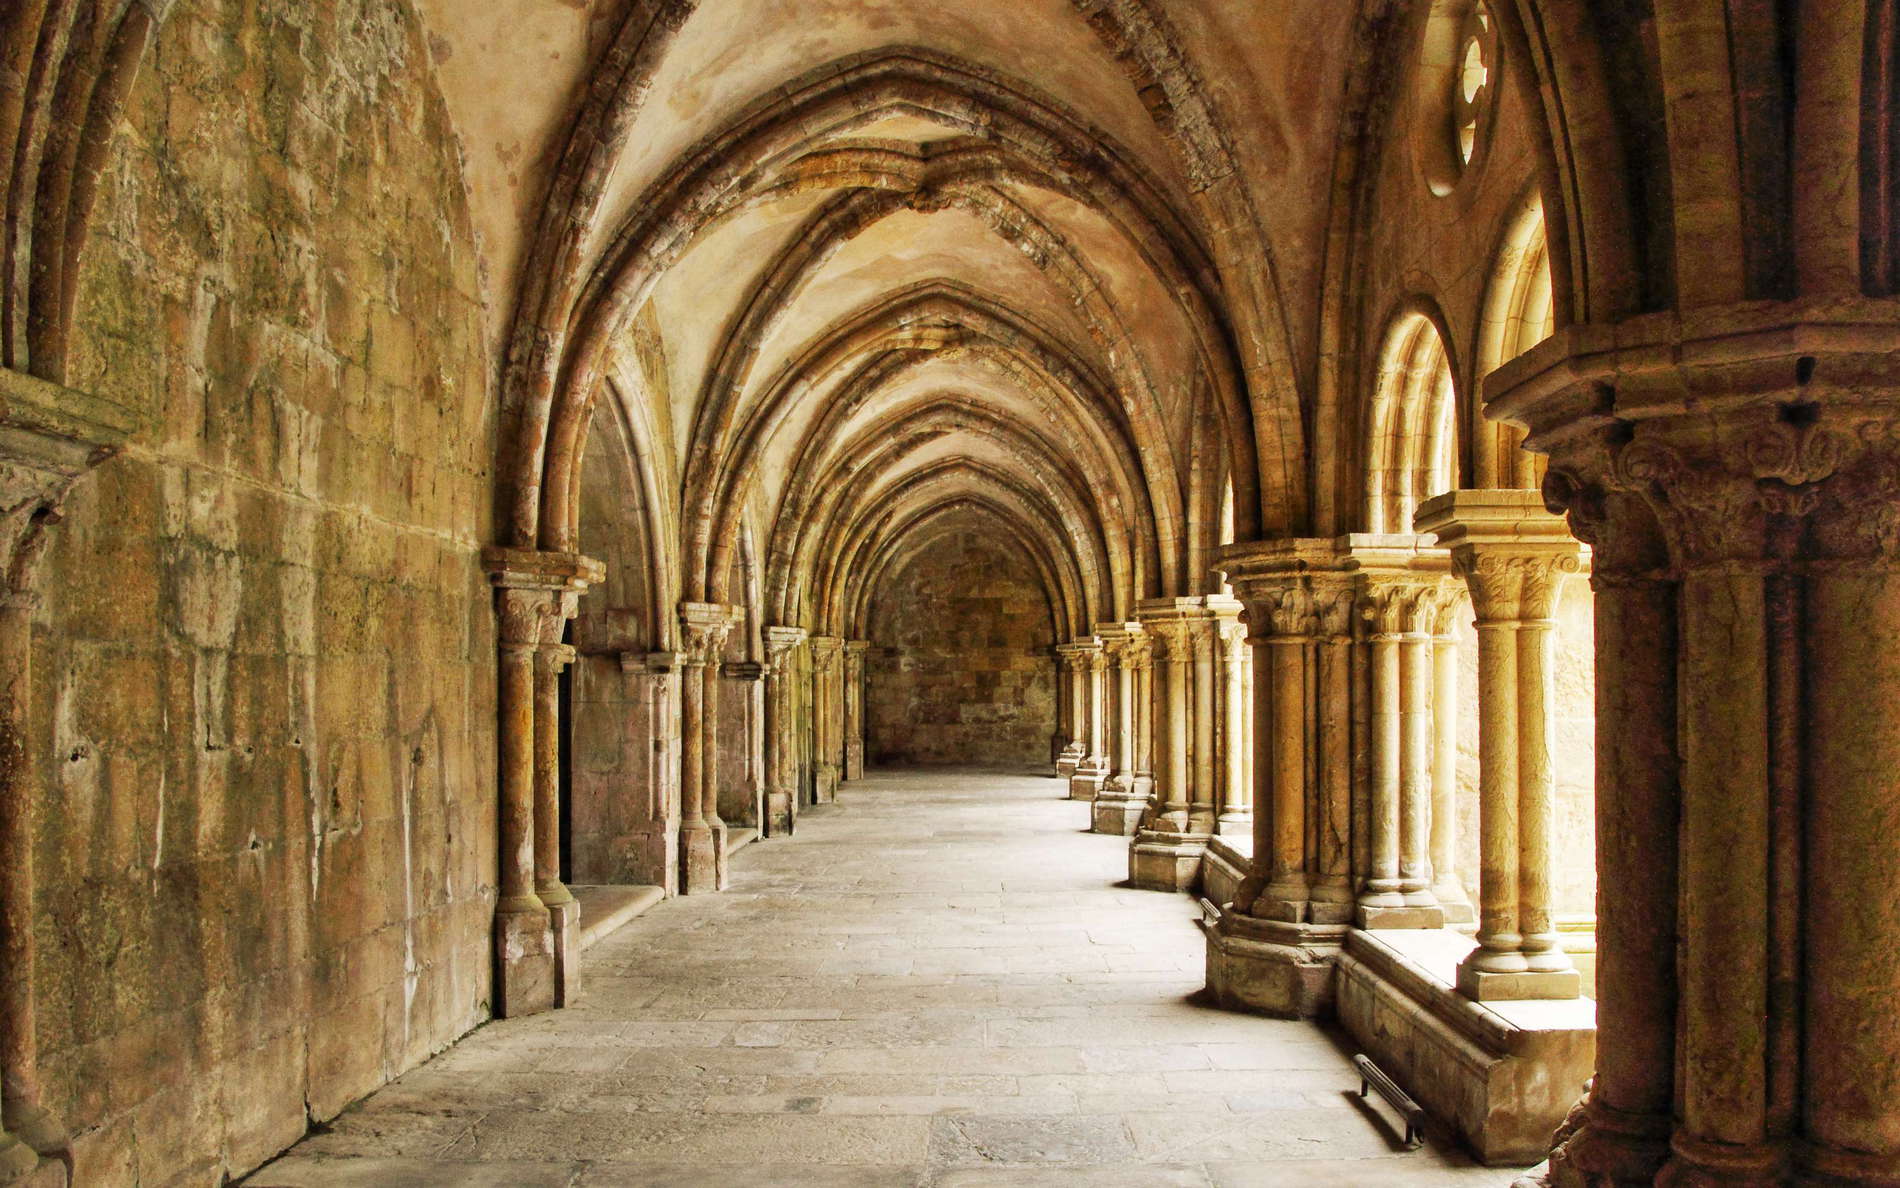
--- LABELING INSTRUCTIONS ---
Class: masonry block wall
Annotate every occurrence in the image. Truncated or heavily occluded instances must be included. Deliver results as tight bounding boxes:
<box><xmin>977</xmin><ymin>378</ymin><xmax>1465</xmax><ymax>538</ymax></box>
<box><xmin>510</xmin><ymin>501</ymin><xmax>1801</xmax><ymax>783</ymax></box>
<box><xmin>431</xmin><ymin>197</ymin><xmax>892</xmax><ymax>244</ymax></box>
<box><xmin>866</xmin><ymin>529</ymin><xmax>1057</xmax><ymax>768</ymax></box>
<box><xmin>37</xmin><ymin>0</ymin><xmax>497</xmax><ymax>1180</ymax></box>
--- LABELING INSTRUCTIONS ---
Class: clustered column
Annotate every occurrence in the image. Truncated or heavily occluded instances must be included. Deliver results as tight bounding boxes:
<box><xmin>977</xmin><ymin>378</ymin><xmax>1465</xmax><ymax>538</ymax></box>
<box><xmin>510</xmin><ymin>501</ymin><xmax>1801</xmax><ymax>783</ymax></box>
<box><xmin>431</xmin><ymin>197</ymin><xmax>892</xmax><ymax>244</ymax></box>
<box><xmin>1418</xmin><ymin>491</ymin><xmax>1582</xmax><ymax>1000</ymax></box>
<box><xmin>1054</xmin><ymin>643</ymin><xmax>1087</xmax><ymax>778</ymax></box>
<box><xmin>534</xmin><ymin>625</ymin><xmax>580</xmax><ymax>1003</ymax></box>
<box><xmin>679</xmin><ymin>601</ymin><xmax>739</xmax><ymax>894</ymax></box>
<box><xmin>1353</xmin><ymin>552</ymin><xmax>1452</xmax><ymax>930</ymax></box>
<box><xmin>1091</xmin><ymin>623</ymin><xmax>1151</xmax><ymax>834</ymax></box>
<box><xmin>485</xmin><ymin>548</ymin><xmax>603</xmax><ymax>1016</ymax></box>
<box><xmin>1498</xmin><ymin>314</ymin><xmax>1900</xmax><ymax>1185</ymax></box>
<box><xmin>762</xmin><ymin>626</ymin><xmax>807</xmax><ymax>835</ymax></box>
<box><xmin>1200</xmin><ymin>545</ymin><xmax>1359</xmax><ymax>1019</ymax></box>
<box><xmin>1067</xmin><ymin>637</ymin><xmax>1109</xmax><ymax>799</ymax></box>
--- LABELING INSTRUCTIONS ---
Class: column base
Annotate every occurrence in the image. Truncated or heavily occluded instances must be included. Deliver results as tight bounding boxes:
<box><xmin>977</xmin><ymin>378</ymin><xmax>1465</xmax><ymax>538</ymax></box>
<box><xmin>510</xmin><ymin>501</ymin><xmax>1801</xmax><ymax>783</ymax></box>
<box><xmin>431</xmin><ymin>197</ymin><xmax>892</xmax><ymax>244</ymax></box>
<box><xmin>1090</xmin><ymin>787</ymin><xmax>1150</xmax><ymax>835</ymax></box>
<box><xmin>493</xmin><ymin>905</ymin><xmax>557</xmax><ymax>1018</ymax></box>
<box><xmin>1356</xmin><ymin>901</ymin><xmax>1447</xmax><ymax>930</ymax></box>
<box><xmin>679</xmin><ymin>820</ymin><xmax>729</xmax><ymax>894</ymax></box>
<box><xmin>625</xmin><ymin>822</ymin><xmax>680</xmax><ymax>895</ymax></box>
<box><xmin>1336</xmin><ymin>929</ymin><xmax>1595</xmax><ymax>1166</ymax></box>
<box><xmin>1541</xmin><ymin>1098</ymin><xmax>1672</xmax><ymax>1188</ymax></box>
<box><xmin>764</xmin><ymin>788</ymin><xmax>794</xmax><ymax>836</ymax></box>
<box><xmin>1129</xmin><ymin>829</ymin><xmax>1210</xmax><ymax>891</ymax></box>
<box><xmin>1456</xmin><ymin>961</ymin><xmax>1583</xmax><ymax>1002</ymax></box>
<box><xmin>549</xmin><ymin>897</ymin><xmax>580</xmax><ymax>1007</ymax></box>
<box><xmin>1201</xmin><ymin>907</ymin><xmax>1344</xmax><ymax>1019</ymax></box>
<box><xmin>1214</xmin><ymin>812</ymin><xmax>1251</xmax><ymax>837</ymax></box>
<box><xmin>1068</xmin><ymin>764</ymin><xmax>1107</xmax><ymax>801</ymax></box>
<box><xmin>844</xmin><ymin>743</ymin><xmax>864</xmax><ymax>783</ymax></box>
<box><xmin>1055</xmin><ymin>751</ymin><xmax>1082</xmax><ymax>779</ymax></box>
<box><xmin>814</xmin><ymin>763</ymin><xmax>840</xmax><ymax>803</ymax></box>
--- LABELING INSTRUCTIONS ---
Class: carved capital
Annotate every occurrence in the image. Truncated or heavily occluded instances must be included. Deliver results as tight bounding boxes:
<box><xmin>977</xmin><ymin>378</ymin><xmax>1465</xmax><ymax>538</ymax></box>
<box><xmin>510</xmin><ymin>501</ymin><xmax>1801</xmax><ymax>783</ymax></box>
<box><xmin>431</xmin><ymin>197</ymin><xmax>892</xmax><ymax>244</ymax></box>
<box><xmin>1238</xmin><ymin>587</ymin><xmax>1317</xmax><ymax>643</ymax></box>
<box><xmin>1145</xmin><ymin>618</ymin><xmax>1192</xmax><ymax>662</ymax></box>
<box><xmin>680</xmin><ymin>601</ymin><xmax>740</xmax><ymax>666</ymax></box>
<box><xmin>764</xmin><ymin>625</ymin><xmax>808</xmax><ymax>665</ymax></box>
<box><xmin>1359</xmin><ymin>575</ymin><xmax>1454</xmax><ymax>638</ymax></box>
<box><xmin>498</xmin><ymin>587</ymin><xmax>558</xmax><ymax>649</ymax></box>
<box><xmin>1488</xmin><ymin>302</ymin><xmax>1900</xmax><ymax>574</ymax></box>
<box><xmin>809</xmin><ymin>634</ymin><xmax>844</xmax><ymax>674</ymax></box>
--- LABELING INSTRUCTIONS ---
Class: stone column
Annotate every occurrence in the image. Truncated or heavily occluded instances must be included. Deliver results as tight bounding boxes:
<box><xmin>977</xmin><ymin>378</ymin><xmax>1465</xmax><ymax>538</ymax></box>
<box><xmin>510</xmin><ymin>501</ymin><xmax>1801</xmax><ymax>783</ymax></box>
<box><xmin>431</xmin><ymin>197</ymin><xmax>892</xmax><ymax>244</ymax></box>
<box><xmin>1428</xmin><ymin>593</ymin><xmax>1474</xmax><ymax>924</ymax></box>
<box><xmin>1130</xmin><ymin>599</ymin><xmax>1214</xmax><ymax>891</ymax></box>
<box><xmin>763</xmin><ymin>626</ymin><xmax>806</xmax><ymax>836</ymax></box>
<box><xmin>679</xmin><ymin>602</ymin><xmax>737</xmax><ymax>894</ymax></box>
<box><xmin>1133</xmin><ymin>639</ymin><xmax>1155</xmax><ymax>805</ymax></box>
<box><xmin>808</xmin><ymin>636</ymin><xmax>842</xmax><ymax>802</ymax></box>
<box><xmin>1054</xmin><ymin>643</ymin><xmax>1087</xmax><ymax>777</ymax></box>
<box><xmin>1202</xmin><ymin>544</ymin><xmax>1355</xmax><ymax>1019</ymax></box>
<box><xmin>1353</xmin><ymin>544</ymin><xmax>1450</xmax><ymax>930</ymax></box>
<box><xmin>486</xmin><ymin>548</ymin><xmax>603</xmax><ymax>1016</ymax></box>
<box><xmin>1068</xmin><ymin>638</ymin><xmax>1109</xmax><ymax>799</ymax></box>
<box><xmin>1309</xmin><ymin>580</ymin><xmax>1358</xmax><ymax>925</ymax></box>
<box><xmin>1419</xmin><ymin>492</ymin><xmax>1582</xmax><ymax>1000</ymax></box>
<box><xmin>0</xmin><ymin>368</ymin><xmax>133</xmax><ymax>1169</ymax></box>
<box><xmin>1230</xmin><ymin>584</ymin><xmax>1314</xmax><ymax>921</ymax></box>
<box><xmin>1092</xmin><ymin>624</ymin><xmax>1150</xmax><ymax>834</ymax></box>
<box><xmin>1217</xmin><ymin>607</ymin><xmax>1250</xmax><ymax>836</ymax></box>
<box><xmin>1495</xmin><ymin>309</ymin><xmax>1900</xmax><ymax>1185</ymax></box>
<box><xmin>1146</xmin><ymin>616</ymin><xmax>1192</xmax><ymax>831</ymax></box>
<box><xmin>534</xmin><ymin>628</ymin><xmax>580</xmax><ymax>1006</ymax></box>
<box><xmin>1190</xmin><ymin>603</ymin><xmax>1228</xmax><ymax>834</ymax></box>
<box><xmin>843</xmin><ymin>640</ymin><xmax>868</xmax><ymax>781</ymax></box>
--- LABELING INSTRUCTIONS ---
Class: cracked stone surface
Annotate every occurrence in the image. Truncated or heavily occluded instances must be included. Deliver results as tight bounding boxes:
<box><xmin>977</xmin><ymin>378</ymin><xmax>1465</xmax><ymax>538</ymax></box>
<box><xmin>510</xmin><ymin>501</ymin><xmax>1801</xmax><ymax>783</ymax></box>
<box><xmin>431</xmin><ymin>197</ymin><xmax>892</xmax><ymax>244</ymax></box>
<box><xmin>245</xmin><ymin>769</ymin><xmax>1507</xmax><ymax>1186</ymax></box>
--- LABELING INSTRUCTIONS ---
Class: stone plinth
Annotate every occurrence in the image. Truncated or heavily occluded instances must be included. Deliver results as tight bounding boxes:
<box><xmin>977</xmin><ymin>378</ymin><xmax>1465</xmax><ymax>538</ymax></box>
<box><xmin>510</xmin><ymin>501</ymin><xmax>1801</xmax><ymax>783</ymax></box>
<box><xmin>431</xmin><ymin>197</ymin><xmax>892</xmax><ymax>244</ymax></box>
<box><xmin>1201</xmin><ymin>906</ymin><xmax>1343</xmax><ymax>1019</ymax></box>
<box><xmin>1090</xmin><ymin>792</ymin><xmax>1150</xmax><ymax>836</ymax></box>
<box><xmin>1128</xmin><ymin>829</ymin><xmax>1209</xmax><ymax>892</ymax></box>
<box><xmin>1335</xmin><ymin>928</ymin><xmax>1595</xmax><ymax>1166</ymax></box>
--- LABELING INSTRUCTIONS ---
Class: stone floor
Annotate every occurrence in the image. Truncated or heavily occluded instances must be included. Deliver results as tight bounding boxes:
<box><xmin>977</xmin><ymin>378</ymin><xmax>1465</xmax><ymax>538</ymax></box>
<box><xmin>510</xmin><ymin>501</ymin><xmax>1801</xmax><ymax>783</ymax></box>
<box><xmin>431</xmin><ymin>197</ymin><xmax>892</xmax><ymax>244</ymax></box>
<box><xmin>247</xmin><ymin>768</ymin><xmax>1511</xmax><ymax>1186</ymax></box>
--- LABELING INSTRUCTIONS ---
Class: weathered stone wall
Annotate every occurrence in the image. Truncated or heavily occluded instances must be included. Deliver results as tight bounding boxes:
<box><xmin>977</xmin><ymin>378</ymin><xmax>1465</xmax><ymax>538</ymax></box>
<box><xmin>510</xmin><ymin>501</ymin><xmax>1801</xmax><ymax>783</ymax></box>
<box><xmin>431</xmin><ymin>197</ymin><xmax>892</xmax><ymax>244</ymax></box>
<box><xmin>568</xmin><ymin>655</ymin><xmax>678</xmax><ymax>890</ymax></box>
<box><xmin>39</xmin><ymin>0</ymin><xmax>495</xmax><ymax>1181</ymax></box>
<box><xmin>865</xmin><ymin>530</ymin><xmax>1056</xmax><ymax>768</ymax></box>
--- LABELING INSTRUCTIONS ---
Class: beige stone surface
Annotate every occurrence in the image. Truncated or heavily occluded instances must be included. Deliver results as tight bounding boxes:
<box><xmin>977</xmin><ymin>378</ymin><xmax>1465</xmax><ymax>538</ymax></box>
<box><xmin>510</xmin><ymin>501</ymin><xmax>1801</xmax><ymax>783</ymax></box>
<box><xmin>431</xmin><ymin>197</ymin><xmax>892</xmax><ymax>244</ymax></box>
<box><xmin>247</xmin><ymin>770</ymin><xmax>1504</xmax><ymax>1185</ymax></box>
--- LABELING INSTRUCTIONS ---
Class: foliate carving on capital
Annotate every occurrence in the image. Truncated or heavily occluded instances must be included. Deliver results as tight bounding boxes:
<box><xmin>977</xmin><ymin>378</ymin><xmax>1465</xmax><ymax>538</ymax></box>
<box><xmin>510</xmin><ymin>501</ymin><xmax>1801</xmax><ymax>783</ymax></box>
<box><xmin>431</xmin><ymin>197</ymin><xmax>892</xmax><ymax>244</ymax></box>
<box><xmin>1361</xmin><ymin>578</ymin><xmax>1452</xmax><ymax>638</ymax></box>
<box><xmin>1218</xmin><ymin>617</ymin><xmax>1247</xmax><ymax>658</ymax></box>
<box><xmin>680</xmin><ymin>604</ymin><xmax>739</xmax><ymax>667</ymax></box>
<box><xmin>764</xmin><ymin>627</ymin><xmax>807</xmax><ymax>666</ymax></box>
<box><xmin>1545</xmin><ymin>412</ymin><xmax>1900</xmax><ymax>570</ymax></box>
<box><xmin>681</xmin><ymin>621</ymin><xmax>730</xmax><ymax>667</ymax></box>
<box><xmin>498</xmin><ymin>588</ymin><xmax>557</xmax><ymax>649</ymax></box>
<box><xmin>1454</xmin><ymin>553</ymin><xmax>1581</xmax><ymax>623</ymax></box>
<box><xmin>1240</xmin><ymin>587</ymin><xmax>1317</xmax><ymax>643</ymax></box>
<box><xmin>1147</xmin><ymin>619</ymin><xmax>1192</xmax><ymax>662</ymax></box>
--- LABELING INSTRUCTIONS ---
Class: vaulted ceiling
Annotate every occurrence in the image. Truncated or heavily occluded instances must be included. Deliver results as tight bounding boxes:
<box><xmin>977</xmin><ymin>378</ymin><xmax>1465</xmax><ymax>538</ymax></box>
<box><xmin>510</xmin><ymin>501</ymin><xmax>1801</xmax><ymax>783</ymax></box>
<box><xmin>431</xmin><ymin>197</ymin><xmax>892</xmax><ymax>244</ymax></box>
<box><xmin>410</xmin><ymin>0</ymin><xmax>1362</xmax><ymax>643</ymax></box>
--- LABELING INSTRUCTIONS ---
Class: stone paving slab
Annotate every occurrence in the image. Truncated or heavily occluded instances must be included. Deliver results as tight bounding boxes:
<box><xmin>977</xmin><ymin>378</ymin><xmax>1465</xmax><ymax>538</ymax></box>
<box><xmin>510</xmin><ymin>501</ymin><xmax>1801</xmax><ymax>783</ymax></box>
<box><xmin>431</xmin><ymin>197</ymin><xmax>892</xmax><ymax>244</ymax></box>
<box><xmin>245</xmin><ymin>768</ymin><xmax>1512</xmax><ymax>1186</ymax></box>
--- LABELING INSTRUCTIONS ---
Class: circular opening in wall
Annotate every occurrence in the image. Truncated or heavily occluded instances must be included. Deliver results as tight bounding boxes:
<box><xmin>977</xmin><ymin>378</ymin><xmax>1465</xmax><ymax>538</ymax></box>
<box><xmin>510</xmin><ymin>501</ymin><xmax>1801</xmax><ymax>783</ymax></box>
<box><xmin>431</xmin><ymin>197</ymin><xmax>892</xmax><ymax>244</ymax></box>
<box><xmin>1416</xmin><ymin>0</ymin><xmax>1499</xmax><ymax>197</ymax></box>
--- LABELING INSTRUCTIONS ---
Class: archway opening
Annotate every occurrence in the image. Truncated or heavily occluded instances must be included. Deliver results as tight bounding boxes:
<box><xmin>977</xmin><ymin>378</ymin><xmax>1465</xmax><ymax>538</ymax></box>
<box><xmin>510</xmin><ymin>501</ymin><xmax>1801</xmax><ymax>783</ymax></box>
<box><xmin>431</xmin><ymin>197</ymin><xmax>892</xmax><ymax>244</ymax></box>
<box><xmin>862</xmin><ymin>509</ymin><xmax>1060</xmax><ymax>769</ymax></box>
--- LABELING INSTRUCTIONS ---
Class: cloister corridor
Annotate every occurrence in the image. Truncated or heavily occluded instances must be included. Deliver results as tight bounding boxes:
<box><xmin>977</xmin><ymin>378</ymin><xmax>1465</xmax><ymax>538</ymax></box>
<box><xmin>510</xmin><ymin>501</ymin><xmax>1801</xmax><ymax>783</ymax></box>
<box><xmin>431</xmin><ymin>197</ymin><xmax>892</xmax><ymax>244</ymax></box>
<box><xmin>246</xmin><ymin>770</ymin><xmax>1496</xmax><ymax>1186</ymax></box>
